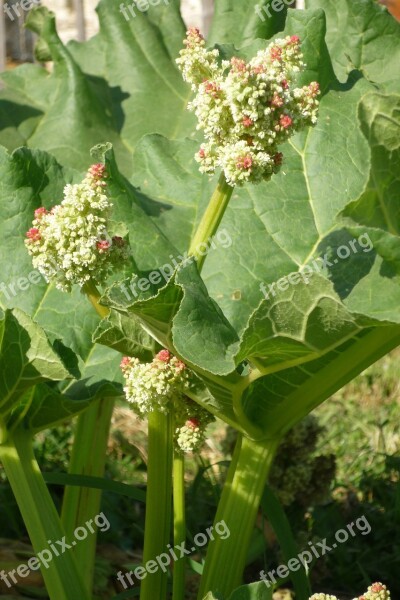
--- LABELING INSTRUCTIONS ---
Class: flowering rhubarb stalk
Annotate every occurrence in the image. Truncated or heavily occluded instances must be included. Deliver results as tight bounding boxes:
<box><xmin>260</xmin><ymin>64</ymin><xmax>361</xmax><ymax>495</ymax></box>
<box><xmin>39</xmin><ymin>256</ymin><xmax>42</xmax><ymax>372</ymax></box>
<box><xmin>176</xmin><ymin>29</ymin><xmax>321</xmax><ymax>599</ymax></box>
<box><xmin>25</xmin><ymin>163</ymin><xmax>129</xmax><ymax>293</ymax></box>
<box><xmin>121</xmin><ymin>351</ymin><xmax>214</xmax><ymax>600</ymax></box>
<box><xmin>178</xmin><ymin>28</ymin><xmax>319</xmax><ymax>271</ymax></box>
<box><xmin>25</xmin><ymin>163</ymin><xmax>128</xmax><ymax>594</ymax></box>
<box><xmin>310</xmin><ymin>582</ymin><xmax>391</xmax><ymax>600</ymax></box>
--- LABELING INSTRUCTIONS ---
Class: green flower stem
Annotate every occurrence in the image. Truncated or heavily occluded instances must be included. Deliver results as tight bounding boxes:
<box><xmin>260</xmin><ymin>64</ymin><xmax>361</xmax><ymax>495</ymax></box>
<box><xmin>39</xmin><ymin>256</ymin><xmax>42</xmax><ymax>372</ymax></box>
<box><xmin>189</xmin><ymin>173</ymin><xmax>233</xmax><ymax>271</ymax></box>
<box><xmin>0</xmin><ymin>430</ymin><xmax>89</xmax><ymax>600</ymax></box>
<box><xmin>61</xmin><ymin>397</ymin><xmax>115</xmax><ymax>596</ymax></box>
<box><xmin>60</xmin><ymin>280</ymin><xmax>113</xmax><ymax>594</ymax></box>
<box><xmin>82</xmin><ymin>281</ymin><xmax>110</xmax><ymax>319</ymax></box>
<box><xmin>140</xmin><ymin>410</ymin><xmax>174</xmax><ymax>600</ymax></box>
<box><xmin>198</xmin><ymin>434</ymin><xmax>280</xmax><ymax>599</ymax></box>
<box><xmin>172</xmin><ymin>450</ymin><xmax>186</xmax><ymax>600</ymax></box>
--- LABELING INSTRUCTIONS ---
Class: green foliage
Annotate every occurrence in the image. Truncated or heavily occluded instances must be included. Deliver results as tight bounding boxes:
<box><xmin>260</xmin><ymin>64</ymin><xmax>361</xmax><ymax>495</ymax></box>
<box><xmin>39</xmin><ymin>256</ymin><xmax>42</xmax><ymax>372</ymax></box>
<box><xmin>202</xmin><ymin>582</ymin><xmax>273</xmax><ymax>600</ymax></box>
<box><xmin>0</xmin><ymin>146</ymin><xmax>124</xmax><ymax>438</ymax></box>
<box><xmin>0</xmin><ymin>1</ymin><xmax>400</xmax><ymax>441</ymax></box>
<box><xmin>0</xmin><ymin>1</ymin><xmax>400</xmax><ymax>597</ymax></box>
<box><xmin>306</xmin><ymin>0</ymin><xmax>400</xmax><ymax>88</ymax></box>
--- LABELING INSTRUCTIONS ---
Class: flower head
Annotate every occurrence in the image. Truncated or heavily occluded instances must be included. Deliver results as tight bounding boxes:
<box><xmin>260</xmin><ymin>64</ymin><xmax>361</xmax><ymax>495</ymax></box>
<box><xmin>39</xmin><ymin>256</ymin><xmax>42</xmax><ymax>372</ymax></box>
<box><xmin>25</xmin><ymin>164</ymin><xmax>129</xmax><ymax>292</ymax></box>
<box><xmin>121</xmin><ymin>351</ymin><xmax>190</xmax><ymax>415</ymax></box>
<box><xmin>177</xmin><ymin>32</ymin><xmax>320</xmax><ymax>186</ymax></box>
<box><xmin>121</xmin><ymin>351</ymin><xmax>214</xmax><ymax>453</ymax></box>
<box><xmin>309</xmin><ymin>595</ymin><xmax>339</xmax><ymax>600</ymax></box>
<box><xmin>175</xmin><ymin>398</ymin><xmax>214</xmax><ymax>453</ymax></box>
<box><xmin>352</xmin><ymin>583</ymin><xmax>391</xmax><ymax>600</ymax></box>
<box><xmin>309</xmin><ymin>583</ymin><xmax>391</xmax><ymax>600</ymax></box>
<box><xmin>175</xmin><ymin>27</ymin><xmax>220</xmax><ymax>89</ymax></box>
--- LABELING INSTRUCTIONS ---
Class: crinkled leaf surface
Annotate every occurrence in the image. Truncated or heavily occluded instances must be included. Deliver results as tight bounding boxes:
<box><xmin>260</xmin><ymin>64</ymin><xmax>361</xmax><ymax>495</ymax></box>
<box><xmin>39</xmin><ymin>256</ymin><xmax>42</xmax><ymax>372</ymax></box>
<box><xmin>0</xmin><ymin>308</ymin><xmax>71</xmax><ymax>422</ymax></box>
<box><xmin>0</xmin><ymin>0</ymin><xmax>289</xmax><ymax>173</ymax></box>
<box><xmin>100</xmin><ymin>8</ymin><xmax>400</xmax><ymax>437</ymax></box>
<box><xmin>1</xmin><ymin>2</ymin><xmax>400</xmax><ymax>438</ymax></box>
<box><xmin>208</xmin><ymin>0</ymin><xmax>287</xmax><ymax>46</ymax></box>
<box><xmin>0</xmin><ymin>0</ymin><xmax>196</xmax><ymax>173</ymax></box>
<box><xmin>306</xmin><ymin>0</ymin><xmax>400</xmax><ymax>88</ymax></box>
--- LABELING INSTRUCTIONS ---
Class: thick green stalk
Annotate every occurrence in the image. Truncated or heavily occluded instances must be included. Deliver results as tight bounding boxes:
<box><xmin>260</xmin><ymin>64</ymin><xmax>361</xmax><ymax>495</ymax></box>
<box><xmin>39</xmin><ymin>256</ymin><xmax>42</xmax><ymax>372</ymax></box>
<box><xmin>61</xmin><ymin>397</ymin><xmax>115</xmax><ymax>595</ymax></box>
<box><xmin>140</xmin><ymin>410</ymin><xmax>174</xmax><ymax>600</ymax></box>
<box><xmin>0</xmin><ymin>430</ymin><xmax>89</xmax><ymax>600</ymax></box>
<box><xmin>58</xmin><ymin>282</ymin><xmax>112</xmax><ymax>594</ymax></box>
<box><xmin>82</xmin><ymin>281</ymin><xmax>110</xmax><ymax>319</ymax></box>
<box><xmin>172</xmin><ymin>450</ymin><xmax>186</xmax><ymax>600</ymax></box>
<box><xmin>189</xmin><ymin>173</ymin><xmax>233</xmax><ymax>270</ymax></box>
<box><xmin>198</xmin><ymin>434</ymin><xmax>279</xmax><ymax>599</ymax></box>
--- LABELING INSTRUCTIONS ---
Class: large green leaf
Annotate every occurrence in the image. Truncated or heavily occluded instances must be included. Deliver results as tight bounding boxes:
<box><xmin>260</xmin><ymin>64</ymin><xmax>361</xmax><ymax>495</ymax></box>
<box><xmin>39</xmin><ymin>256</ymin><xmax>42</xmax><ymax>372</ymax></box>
<box><xmin>306</xmin><ymin>0</ymin><xmax>400</xmax><ymax>87</ymax></box>
<box><xmin>208</xmin><ymin>0</ymin><xmax>287</xmax><ymax>46</ymax></box>
<box><xmin>1</xmin><ymin>2</ymin><xmax>400</xmax><ymax>440</ymax></box>
<box><xmin>227</xmin><ymin>582</ymin><xmax>273</xmax><ymax>600</ymax></box>
<box><xmin>95</xmin><ymin>9</ymin><xmax>400</xmax><ymax>436</ymax></box>
<box><xmin>0</xmin><ymin>146</ymin><xmax>126</xmax><ymax>433</ymax></box>
<box><xmin>0</xmin><ymin>308</ymin><xmax>71</xmax><ymax>421</ymax></box>
<box><xmin>0</xmin><ymin>1</ymin><xmax>309</xmax><ymax>175</ymax></box>
<box><xmin>0</xmin><ymin>0</ymin><xmax>195</xmax><ymax>173</ymax></box>
<box><xmin>0</xmin><ymin>308</ymin><xmax>116</xmax><ymax>436</ymax></box>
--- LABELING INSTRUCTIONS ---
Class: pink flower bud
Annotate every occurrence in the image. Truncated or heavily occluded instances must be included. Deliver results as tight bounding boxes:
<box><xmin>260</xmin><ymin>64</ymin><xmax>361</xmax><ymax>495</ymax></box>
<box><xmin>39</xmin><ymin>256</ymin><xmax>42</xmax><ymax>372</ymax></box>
<box><xmin>237</xmin><ymin>155</ymin><xmax>253</xmax><ymax>170</ymax></box>
<box><xmin>198</xmin><ymin>148</ymin><xmax>206</xmax><ymax>159</ymax></box>
<box><xmin>88</xmin><ymin>163</ymin><xmax>107</xmax><ymax>180</ymax></box>
<box><xmin>34</xmin><ymin>207</ymin><xmax>48</xmax><ymax>219</ymax></box>
<box><xmin>26</xmin><ymin>227</ymin><xmax>41</xmax><ymax>242</ymax></box>
<box><xmin>204</xmin><ymin>81</ymin><xmax>221</xmax><ymax>98</ymax></box>
<box><xmin>290</xmin><ymin>35</ymin><xmax>300</xmax><ymax>45</ymax></box>
<box><xmin>242</xmin><ymin>116</ymin><xmax>254</xmax><ymax>128</ymax></box>
<box><xmin>371</xmin><ymin>583</ymin><xmax>385</xmax><ymax>593</ymax></box>
<box><xmin>280</xmin><ymin>114</ymin><xmax>293</xmax><ymax>129</ymax></box>
<box><xmin>186</xmin><ymin>418</ymin><xmax>200</xmax><ymax>429</ymax></box>
<box><xmin>271</xmin><ymin>93</ymin><xmax>284</xmax><ymax>108</ymax></box>
<box><xmin>96</xmin><ymin>240</ymin><xmax>110</xmax><ymax>252</ymax></box>
<box><xmin>231</xmin><ymin>57</ymin><xmax>247</xmax><ymax>72</ymax></box>
<box><xmin>252</xmin><ymin>65</ymin><xmax>265</xmax><ymax>75</ymax></box>
<box><xmin>270</xmin><ymin>46</ymin><xmax>282</xmax><ymax>62</ymax></box>
<box><xmin>184</xmin><ymin>27</ymin><xmax>204</xmax><ymax>47</ymax></box>
<box><xmin>120</xmin><ymin>357</ymin><xmax>131</xmax><ymax>371</ymax></box>
<box><xmin>156</xmin><ymin>349</ymin><xmax>171</xmax><ymax>362</ymax></box>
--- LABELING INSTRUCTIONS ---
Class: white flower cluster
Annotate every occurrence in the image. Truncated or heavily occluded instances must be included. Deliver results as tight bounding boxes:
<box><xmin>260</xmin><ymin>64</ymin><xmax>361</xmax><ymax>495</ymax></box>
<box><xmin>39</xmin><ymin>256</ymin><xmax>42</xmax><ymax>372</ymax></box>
<box><xmin>175</xmin><ymin>397</ymin><xmax>214</xmax><ymax>454</ymax></box>
<box><xmin>176</xmin><ymin>28</ymin><xmax>320</xmax><ymax>186</ymax></box>
<box><xmin>25</xmin><ymin>164</ymin><xmax>129</xmax><ymax>292</ymax></box>
<box><xmin>121</xmin><ymin>350</ymin><xmax>189</xmax><ymax>415</ymax></box>
<box><xmin>309</xmin><ymin>582</ymin><xmax>391</xmax><ymax>600</ymax></box>
<box><xmin>121</xmin><ymin>350</ymin><xmax>214</xmax><ymax>453</ymax></box>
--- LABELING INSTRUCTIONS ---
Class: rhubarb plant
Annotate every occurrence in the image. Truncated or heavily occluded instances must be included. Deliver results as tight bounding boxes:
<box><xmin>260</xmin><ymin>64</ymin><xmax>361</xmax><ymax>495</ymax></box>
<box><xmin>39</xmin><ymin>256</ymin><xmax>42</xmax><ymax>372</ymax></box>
<box><xmin>0</xmin><ymin>149</ymin><xmax>141</xmax><ymax>598</ymax></box>
<box><xmin>0</xmin><ymin>0</ymin><xmax>399</xmax><ymax>599</ymax></box>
